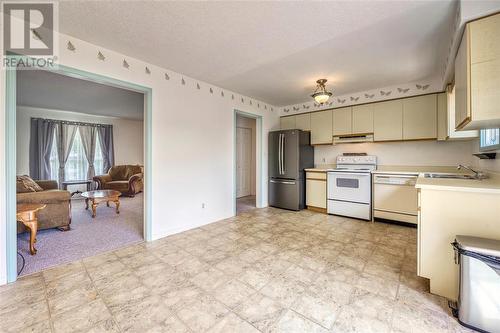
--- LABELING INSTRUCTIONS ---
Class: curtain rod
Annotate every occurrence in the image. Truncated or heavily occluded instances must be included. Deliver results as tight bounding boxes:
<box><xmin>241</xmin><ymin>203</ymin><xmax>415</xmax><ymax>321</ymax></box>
<box><xmin>31</xmin><ymin>117</ymin><xmax>112</xmax><ymax>128</ymax></box>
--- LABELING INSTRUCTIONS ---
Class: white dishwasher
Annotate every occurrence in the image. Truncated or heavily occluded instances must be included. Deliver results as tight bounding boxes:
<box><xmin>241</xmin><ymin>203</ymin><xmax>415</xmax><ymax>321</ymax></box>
<box><xmin>373</xmin><ymin>174</ymin><xmax>418</xmax><ymax>224</ymax></box>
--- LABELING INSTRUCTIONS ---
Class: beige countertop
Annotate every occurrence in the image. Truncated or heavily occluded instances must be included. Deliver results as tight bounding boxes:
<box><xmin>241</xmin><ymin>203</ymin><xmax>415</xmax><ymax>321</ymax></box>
<box><xmin>306</xmin><ymin>165</ymin><xmax>462</xmax><ymax>174</ymax></box>
<box><xmin>372</xmin><ymin>165</ymin><xmax>462</xmax><ymax>175</ymax></box>
<box><xmin>416</xmin><ymin>172</ymin><xmax>500</xmax><ymax>194</ymax></box>
<box><xmin>305</xmin><ymin>168</ymin><xmax>329</xmax><ymax>172</ymax></box>
<box><xmin>305</xmin><ymin>165</ymin><xmax>500</xmax><ymax>194</ymax></box>
<box><xmin>305</xmin><ymin>164</ymin><xmax>335</xmax><ymax>172</ymax></box>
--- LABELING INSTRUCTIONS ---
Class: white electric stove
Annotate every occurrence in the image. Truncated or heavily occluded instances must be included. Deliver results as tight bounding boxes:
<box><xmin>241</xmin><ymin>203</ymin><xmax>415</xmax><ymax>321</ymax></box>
<box><xmin>327</xmin><ymin>155</ymin><xmax>377</xmax><ymax>220</ymax></box>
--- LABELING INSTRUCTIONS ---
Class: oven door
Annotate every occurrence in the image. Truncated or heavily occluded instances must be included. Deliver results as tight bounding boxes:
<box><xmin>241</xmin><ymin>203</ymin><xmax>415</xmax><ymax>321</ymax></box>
<box><xmin>327</xmin><ymin>171</ymin><xmax>371</xmax><ymax>203</ymax></box>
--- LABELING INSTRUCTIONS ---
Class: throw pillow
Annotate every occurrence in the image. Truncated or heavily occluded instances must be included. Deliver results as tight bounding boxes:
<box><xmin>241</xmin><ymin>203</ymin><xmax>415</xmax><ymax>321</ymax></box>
<box><xmin>16</xmin><ymin>175</ymin><xmax>43</xmax><ymax>193</ymax></box>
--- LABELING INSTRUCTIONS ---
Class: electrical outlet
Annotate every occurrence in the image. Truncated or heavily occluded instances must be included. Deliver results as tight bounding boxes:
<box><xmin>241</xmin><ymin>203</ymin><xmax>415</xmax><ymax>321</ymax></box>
<box><xmin>322</xmin><ymin>157</ymin><xmax>326</xmax><ymax>163</ymax></box>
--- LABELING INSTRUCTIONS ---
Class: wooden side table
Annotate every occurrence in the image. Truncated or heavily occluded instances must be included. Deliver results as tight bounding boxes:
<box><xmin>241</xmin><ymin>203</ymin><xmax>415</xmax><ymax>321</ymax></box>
<box><xmin>16</xmin><ymin>203</ymin><xmax>46</xmax><ymax>255</ymax></box>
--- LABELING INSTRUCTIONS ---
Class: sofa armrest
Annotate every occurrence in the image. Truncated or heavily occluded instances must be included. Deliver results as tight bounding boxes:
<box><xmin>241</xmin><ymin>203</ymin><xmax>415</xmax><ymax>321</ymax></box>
<box><xmin>17</xmin><ymin>190</ymin><xmax>71</xmax><ymax>204</ymax></box>
<box><xmin>93</xmin><ymin>174</ymin><xmax>112</xmax><ymax>189</ymax></box>
<box><xmin>35</xmin><ymin>180</ymin><xmax>59</xmax><ymax>190</ymax></box>
<box><xmin>128</xmin><ymin>173</ymin><xmax>143</xmax><ymax>184</ymax></box>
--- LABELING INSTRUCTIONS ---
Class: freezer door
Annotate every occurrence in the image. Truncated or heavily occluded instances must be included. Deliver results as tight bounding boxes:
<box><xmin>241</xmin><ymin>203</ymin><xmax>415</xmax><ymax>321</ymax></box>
<box><xmin>268</xmin><ymin>179</ymin><xmax>302</xmax><ymax>210</ymax></box>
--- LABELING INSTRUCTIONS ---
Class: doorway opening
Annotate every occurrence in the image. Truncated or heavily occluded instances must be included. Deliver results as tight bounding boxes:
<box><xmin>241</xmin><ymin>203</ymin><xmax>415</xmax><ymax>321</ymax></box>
<box><xmin>236</xmin><ymin>114</ymin><xmax>257</xmax><ymax>214</ymax></box>
<box><xmin>15</xmin><ymin>69</ymin><xmax>145</xmax><ymax>276</ymax></box>
<box><xmin>5</xmin><ymin>62</ymin><xmax>152</xmax><ymax>283</ymax></box>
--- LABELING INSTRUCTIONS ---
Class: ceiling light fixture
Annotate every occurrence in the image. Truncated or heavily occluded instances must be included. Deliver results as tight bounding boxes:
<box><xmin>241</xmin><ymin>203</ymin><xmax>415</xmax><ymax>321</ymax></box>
<box><xmin>311</xmin><ymin>79</ymin><xmax>332</xmax><ymax>104</ymax></box>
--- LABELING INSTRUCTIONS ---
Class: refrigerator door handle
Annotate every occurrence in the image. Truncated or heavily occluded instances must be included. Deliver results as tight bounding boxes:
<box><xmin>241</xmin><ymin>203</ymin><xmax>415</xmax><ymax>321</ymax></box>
<box><xmin>282</xmin><ymin>134</ymin><xmax>285</xmax><ymax>174</ymax></box>
<box><xmin>270</xmin><ymin>179</ymin><xmax>296</xmax><ymax>185</ymax></box>
<box><xmin>280</xmin><ymin>134</ymin><xmax>284</xmax><ymax>175</ymax></box>
<box><xmin>278</xmin><ymin>134</ymin><xmax>282</xmax><ymax>175</ymax></box>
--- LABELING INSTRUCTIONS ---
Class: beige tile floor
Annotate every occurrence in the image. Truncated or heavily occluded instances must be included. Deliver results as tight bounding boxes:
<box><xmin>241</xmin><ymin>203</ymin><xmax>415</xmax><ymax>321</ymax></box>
<box><xmin>0</xmin><ymin>208</ymin><xmax>473</xmax><ymax>333</ymax></box>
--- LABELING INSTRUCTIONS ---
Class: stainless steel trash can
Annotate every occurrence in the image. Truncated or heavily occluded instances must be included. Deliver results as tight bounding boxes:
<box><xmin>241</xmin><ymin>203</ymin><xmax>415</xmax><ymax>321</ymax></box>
<box><xmin>452</xmin><ymin>235</ymin><xmax>500</xmax><ymax>333</ymax></box>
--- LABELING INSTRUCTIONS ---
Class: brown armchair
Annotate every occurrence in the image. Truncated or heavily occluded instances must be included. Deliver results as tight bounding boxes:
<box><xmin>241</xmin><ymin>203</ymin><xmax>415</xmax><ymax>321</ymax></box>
<box><xmin>17</xmin><ymin>179</ymin><xmax>72</xmax><ymax>232</ymax></box>
<box><xmin>93</xmin><ymin>165</ymin><xmax>143</xmax><ymax>197</ymax></box>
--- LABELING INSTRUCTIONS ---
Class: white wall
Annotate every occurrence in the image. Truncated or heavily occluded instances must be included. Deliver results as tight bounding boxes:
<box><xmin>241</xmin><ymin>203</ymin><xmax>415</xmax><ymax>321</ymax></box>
<box><xmin>471</xmin><ymin>139</ymin><xmax>500</xmax><ymax>173</ymax></box>
<box><xmin>16</xmin><ymin>106</ymin><xmax>144</xmax><ymax>176</ymax></box>
<box><xmin>236</xmin><ymin>115</ymin><xmax>257</xmax><ymax>196</ymax></box>
<box><xmin>315</xmin><ymin>139</ymin><xmax>475</xmax><ymax>167</ymax></box>
<box><xmin>0</xmin><ymin>32</ymin><xmax>280</xmax><ymax>284</ymax></box>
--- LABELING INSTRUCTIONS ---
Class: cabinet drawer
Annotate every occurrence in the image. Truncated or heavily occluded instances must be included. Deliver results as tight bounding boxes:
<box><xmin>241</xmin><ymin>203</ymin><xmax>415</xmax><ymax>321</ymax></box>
<box><xmin>306</xmin><ymin>171</ymin><xmax>327</xmax><ymax>180</ymax></box>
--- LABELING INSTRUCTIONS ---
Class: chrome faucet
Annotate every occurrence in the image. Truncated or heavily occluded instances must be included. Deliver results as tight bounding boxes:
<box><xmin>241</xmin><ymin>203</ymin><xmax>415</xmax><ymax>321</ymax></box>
<box><xmin>457</xmin><ymin>165</ymin><xmax>486</xmax><ymax>179</ymax></box>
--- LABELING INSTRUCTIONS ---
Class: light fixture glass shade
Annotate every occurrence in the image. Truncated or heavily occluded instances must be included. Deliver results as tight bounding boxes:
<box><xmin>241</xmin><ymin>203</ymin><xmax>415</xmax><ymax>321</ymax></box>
<box><xmin>311</xmin><ymin>79</ymin><xmax>332</xmax><ymax>104</ymax></box>
<box><xmin>312</xmin><ymin>92</ymin><xmax>331</xmax><ymax>104</ymax></box>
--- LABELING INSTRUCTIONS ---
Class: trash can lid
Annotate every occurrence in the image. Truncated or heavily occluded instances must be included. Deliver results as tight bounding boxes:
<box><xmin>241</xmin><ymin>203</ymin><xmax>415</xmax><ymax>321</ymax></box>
<box><xmin>455</xmin><ymin>235</ymin><xmax>500</xmax><ymax>257</ymax></box>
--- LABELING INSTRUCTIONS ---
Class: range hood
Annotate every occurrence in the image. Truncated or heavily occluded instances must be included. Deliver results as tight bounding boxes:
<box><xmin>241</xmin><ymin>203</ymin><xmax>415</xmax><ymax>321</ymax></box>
<box><xmin>333</xmin><ymin>134</ymin><xmax>374</xmax><ymax>144</ymax></box>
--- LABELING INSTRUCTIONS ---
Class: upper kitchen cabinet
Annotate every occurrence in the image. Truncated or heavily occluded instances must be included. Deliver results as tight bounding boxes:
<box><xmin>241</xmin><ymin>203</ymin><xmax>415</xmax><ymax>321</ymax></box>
<box><xmin>455</xmin><ymin>13</ymin><xmax>500</xmax><ymax>130</ymax></box>
<box><xmin>295</xmin><ymin>113</ymin><xmax>311</xmax><ymax>131</ymax></box>
<box><xmin>438</xmin><ymin>89</ymin><xmax>478</xmax><ymax>141</ymax></box>
<box><xmin>437</xmin><ymin>92</ymin><xmax>448</xmax><ymax>140</ymax></box>
<box><xmin>332</xmin><ymin>107</ymin><xmax>352</xmax><ymax>136</ymax></box>
<box><xmin>352</xmin><ymin>104</ymin><xmax>374</xmax><ymax>134</ymax></box>
<box><xmin>280</xmin><ymin>116</ymin><xmax>296</xmax><ymax>130</ymax></box>
<box><xmin>373</xmin><ymin>100</ymin><xmax>403</xmax><ymax>141</ymax></box>
<box><xmin>403</xmin><ymin>94</ymin><xmax>437</xmax><ymax>140</ymax></box>
<box><xmin>310</xmin><ymin>110</ymin><xmax>333</xmax><ymax>144</ymax></box>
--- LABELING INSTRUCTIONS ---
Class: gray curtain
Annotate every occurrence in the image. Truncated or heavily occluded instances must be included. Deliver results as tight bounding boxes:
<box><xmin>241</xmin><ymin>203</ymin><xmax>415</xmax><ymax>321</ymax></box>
<box><xmin>97</xmin><ymin>125</ymin><xmax>114</xmax><ymax>173</ymax></box>
<box><xmin>55</xmin><ymin>123</ymin><xmax>78</xmax><ymax>188</ymax></box>
<box><xmin>29</xmin><ymin>118</ymin><xmax>56</xmax><ymax>180</ymax></box>
<box><xmin>79</xmin><ymin>126</ymin><xmax>97</xmax><ymax>181</ymax></box>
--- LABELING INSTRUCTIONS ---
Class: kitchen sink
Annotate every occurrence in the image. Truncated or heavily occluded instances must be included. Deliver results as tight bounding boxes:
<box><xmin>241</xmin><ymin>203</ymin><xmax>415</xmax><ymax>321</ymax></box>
<box><xmin>423</xmin><ymin>173</ymin><xmax>477</xmax><ymax>180</ymax></box>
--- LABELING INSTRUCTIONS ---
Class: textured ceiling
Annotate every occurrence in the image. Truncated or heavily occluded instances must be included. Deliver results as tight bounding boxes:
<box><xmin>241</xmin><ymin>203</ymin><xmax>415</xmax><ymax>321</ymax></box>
<box><xmin>17</xmin><ymin>70</ymin><xmax>144</xmax><ymax>120</ymax></box>
<box><xmin>58</xmin><ymin>1</ymin><xmax>456</xmax><ymax>106</ymax></box>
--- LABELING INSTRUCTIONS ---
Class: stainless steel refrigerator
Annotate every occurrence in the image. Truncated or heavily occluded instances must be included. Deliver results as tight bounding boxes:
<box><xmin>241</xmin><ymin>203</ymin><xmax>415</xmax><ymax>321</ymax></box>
<box><xmin>268</xmin><ymin>129</ymin><xmax>314</xmax><ymax>210</ymax></box>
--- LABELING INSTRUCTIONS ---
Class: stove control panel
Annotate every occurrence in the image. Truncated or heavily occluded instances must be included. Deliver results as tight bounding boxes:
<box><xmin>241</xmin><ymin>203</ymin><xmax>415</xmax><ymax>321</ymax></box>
<box><xmin>336</xmin><ymin>155</ymin><xmax>377</xmax><ymax>165</ymax></box>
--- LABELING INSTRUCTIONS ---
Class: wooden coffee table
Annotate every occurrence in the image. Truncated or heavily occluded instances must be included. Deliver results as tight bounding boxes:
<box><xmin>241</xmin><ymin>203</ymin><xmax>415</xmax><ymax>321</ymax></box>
<box><xmin>81</xmin><ymin>190</ymin><xmax>121</xmax><ymax>218</ymax></box>
<box><xmin>17</xmin><ymin>203</ymin><xmax>46</xmax><ymax>255</ymax></box>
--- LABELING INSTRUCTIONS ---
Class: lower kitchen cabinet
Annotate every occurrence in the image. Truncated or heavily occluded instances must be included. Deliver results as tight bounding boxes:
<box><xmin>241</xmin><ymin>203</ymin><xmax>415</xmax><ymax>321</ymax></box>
<box><xmin>306</xmin><ymin>171</ymin><xmax>327</xmax><ymax>211</ymax></box>
<box><xmin>417</xmin><ymin>186</ymin><xmax>500</xmax><ymax>300</ymax></box>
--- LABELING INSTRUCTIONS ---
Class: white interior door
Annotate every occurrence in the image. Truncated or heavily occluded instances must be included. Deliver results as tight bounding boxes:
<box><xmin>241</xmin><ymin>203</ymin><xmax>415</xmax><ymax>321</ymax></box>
<box><xmin>236</xmin><ymin>127</ymin><xmax>252</xmax><ymax>198</ymax></box>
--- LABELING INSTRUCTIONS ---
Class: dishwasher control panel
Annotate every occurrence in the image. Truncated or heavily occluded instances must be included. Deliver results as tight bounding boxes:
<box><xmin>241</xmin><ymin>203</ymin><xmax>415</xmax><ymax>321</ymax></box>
<box><xmin>374</xmin><ymin>174</ymin><xmax>418</xmax><ymax>186</ymax></box>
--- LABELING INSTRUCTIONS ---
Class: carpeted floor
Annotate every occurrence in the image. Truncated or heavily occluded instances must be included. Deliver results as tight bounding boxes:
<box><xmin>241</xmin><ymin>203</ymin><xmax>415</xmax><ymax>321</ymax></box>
<box><xmin>17</xmin><ymin>193</ymin><xmax>144</xmax><ymax>276</ymax></box>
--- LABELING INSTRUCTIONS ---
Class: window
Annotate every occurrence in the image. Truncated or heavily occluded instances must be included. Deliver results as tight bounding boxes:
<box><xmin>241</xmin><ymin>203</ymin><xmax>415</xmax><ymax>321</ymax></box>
<box><xmin>65</xmin><ymin>128</ymin><xmax>89</xmax><ymax>181</ymax></box>
<box><xmin>94</xmin><ymin>133</ymin><xmax>105</xmax><ymax>176</ymax></box>
<box><xmin>49</xmin><ymin>127</ymin><xmax>106</xmax><ymax>181</ymax></box>
<box><xmin>480</xmin><ymin>128</ymin><xmax>500</xmax><ymax>151</ymax></box>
